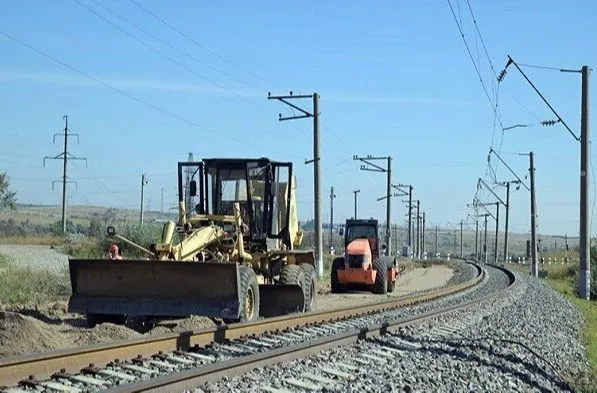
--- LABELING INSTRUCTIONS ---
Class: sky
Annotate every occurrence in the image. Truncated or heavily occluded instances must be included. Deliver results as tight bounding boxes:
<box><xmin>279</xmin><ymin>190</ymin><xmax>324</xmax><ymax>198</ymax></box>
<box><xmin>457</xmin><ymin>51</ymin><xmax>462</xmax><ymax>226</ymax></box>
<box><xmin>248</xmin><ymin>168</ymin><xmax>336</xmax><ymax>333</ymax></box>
<box><xmin>0</xmin><ymin>0</ymin><xmax>595</xmax><ymax>237</ymax></box>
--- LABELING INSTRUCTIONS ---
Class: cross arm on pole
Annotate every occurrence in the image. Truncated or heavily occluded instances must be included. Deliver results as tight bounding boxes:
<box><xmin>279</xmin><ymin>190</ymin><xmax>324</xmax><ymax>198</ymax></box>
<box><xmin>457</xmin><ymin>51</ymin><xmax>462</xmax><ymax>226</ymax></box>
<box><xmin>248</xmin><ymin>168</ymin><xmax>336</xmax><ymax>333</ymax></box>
<box><xmin>377</xmin><ymin>192</ymin><xmax>401</xmax><ymax>202</ymax></box>
<box><xmin>267</xmin><ymin>92</ymin><xmax>314</xmax><ymax>121</ymax></box>
<box><xmin>469</xmin><ymin>200</ymin><xmax>497</xmax><ymax>221</ymax></box>
<box><xmin>354</xmin><ymin>155</ymin><xmax>388</xmax><ymax>172</ymax></box>
<box><xmin>478</xmin><ymin>178</ymin><xmax>506</xmax><ymax>206</ymax></box>
<box><xmin>391</xmin><ymin>184</ymin><xmax>409</xmax><ymax>196</ymax></box>
<box><xmin>488</xmin><ymin>148</ymin><xmax>530</xmax><ymax>191</ymax></box>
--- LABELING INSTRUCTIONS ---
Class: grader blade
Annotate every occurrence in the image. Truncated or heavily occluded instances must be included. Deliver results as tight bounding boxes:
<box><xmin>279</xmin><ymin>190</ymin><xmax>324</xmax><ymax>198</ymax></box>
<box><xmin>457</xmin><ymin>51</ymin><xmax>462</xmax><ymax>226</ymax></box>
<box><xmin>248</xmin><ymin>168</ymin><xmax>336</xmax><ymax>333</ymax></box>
<box><xmin>258</xmin><ymin>284</ymin><xmax>306</xmax><ymax>318</ymax></box>
<box><xmin>67</xmin><ymin>259</ymin><xmax>242</xmax><ymax>320</ymax></box>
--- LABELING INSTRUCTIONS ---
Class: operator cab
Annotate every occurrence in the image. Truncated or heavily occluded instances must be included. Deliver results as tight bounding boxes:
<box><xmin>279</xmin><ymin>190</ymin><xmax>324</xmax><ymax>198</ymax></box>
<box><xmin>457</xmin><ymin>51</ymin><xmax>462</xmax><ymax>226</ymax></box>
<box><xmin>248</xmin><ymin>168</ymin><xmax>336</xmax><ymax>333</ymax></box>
<box><xmin>342</xmin><ymin>219</ymin><xmax>381</xmax><ymax>258</ymax></box>
<box><xmin>180</xmin><ymin>158</ymin><xmax>293</xmax><ymax>250</ymax></box>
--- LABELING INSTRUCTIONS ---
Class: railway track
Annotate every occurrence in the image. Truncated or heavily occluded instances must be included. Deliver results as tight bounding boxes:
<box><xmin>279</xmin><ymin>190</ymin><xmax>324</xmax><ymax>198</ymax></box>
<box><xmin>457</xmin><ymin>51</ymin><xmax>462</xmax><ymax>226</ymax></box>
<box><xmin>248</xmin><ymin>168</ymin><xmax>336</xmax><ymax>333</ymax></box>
<box><xmin>0</xmin><ymin>260</ymin><xmax>510</xmax><ymax>393</ymax></box>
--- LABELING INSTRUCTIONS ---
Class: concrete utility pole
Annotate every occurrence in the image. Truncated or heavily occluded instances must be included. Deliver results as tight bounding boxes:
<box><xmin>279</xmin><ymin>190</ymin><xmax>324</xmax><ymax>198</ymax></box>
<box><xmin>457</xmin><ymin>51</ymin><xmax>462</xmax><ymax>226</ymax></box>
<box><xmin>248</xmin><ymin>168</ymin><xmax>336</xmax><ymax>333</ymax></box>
<box><xmin>504</xmin><ymin>182</ymin><xmax>510</xmax><ymax>262</ymax></box>
<box><xmin>329</xmin><ymin>186</ymin><xmax>336</xmax><ymax>253</ymax></box>
<box><xmin>502</xmin><ymin>58</ymin><xmax>590</xmax><ymax>292</ymax></box>
<box><xmin>494</xmin><ymin>179</ymin><xmax>520</xmax><ymax>262</ymax></box>
<box><xmin>161</xmin><ymin>187</ymin><xmax>164</xmax><ymax>219</ymax></box>
<box><xmin>435</xmin><ymin>226</ymin><xmax>439</xmax><ymax>255</ymax></box>
<box><xmin>475</xmin><ymin>219</ymin><xmax>479</xmax><ymax>260</ymax></box>
<box><xmin>394</xmin><ymin>184</ymin><xmax>413</xmax><ymax>250</ymax></box>
<box><xmin>477</xmin><ymin>178</ymin><xmax>506</xmax><ymax>262</ymax></box>
<box><xmin>268</xmin><ymin>92</ymin><xmax>323</xmax><ymax>278</ymax></box>
<box><xmin>483</xmin><ymin>214</ymin><xmax>488</xmax><ymax>264</ymax></box>
<box><xmin>460</xmin><ymin>220</ymin><xmax>464</xmax><ymax>257</ymax></box>
<box><xmin>353</xmin><ymin>189</ymin><xmax>360</xmax><ymax>219</ymax></box>
<box><xmin>471</xmin><ymin>201</ymin><xmax>498</xmax><ymax>264</ymax></box>
<box><xmin>421</xmin><ymin>212</ymin><xmax>425</xmax><ymax>256</ymax></box>
<box><xmin>415</xmin><ymin>200</ymin><xmax>421</xmax><ymax>258</ymax></box>
<box><xmin>580</xmin><ymin>65</ymin><xmax>591</xmax><ymax>299</ymax></box>
<box><xmin>386</xmin><ymin>157</ymin><xmax>392</xmax><ymax>253</ymax></box>
<box><xmin>354</xmin><ymin>155</ymin><xmax>392</xmax><ymax>256</ymax></box>
<box><xmin>503</xmin><ymin>182</ymin><xmax>510</xmax><ymax>262</ymax></box>
<box><xmin>494</xmin><ymin>202</ymin><xmax>500</xmax><ymax>264</ymax></box>
<box><xmin>43</xmin><ymin>115</ymin><xmax>87</xmax><ymax>234</ymax></box>
<box><xmin>140</xmin><ymin>174</ymin><xmax>148</xmax><ymax>224</ymax></box>
<box><xmin>529</xmin><ymin>152</ymin><xmax>538</xmax><ymax>277</ymax></box>
<box><xmin>407</xmin><ymin>186</ymin><xmax>413</xmax><ymax>249</ymax></box>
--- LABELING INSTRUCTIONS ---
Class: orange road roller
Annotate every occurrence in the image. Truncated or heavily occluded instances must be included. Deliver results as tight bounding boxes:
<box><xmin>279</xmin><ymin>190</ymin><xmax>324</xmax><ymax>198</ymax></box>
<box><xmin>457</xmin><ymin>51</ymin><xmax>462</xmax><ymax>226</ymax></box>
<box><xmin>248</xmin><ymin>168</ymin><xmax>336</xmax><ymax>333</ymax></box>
<box><xmin>331</xmin><ymin>219</ymin><xmax>402</xmax><ymax>294</ymax></box>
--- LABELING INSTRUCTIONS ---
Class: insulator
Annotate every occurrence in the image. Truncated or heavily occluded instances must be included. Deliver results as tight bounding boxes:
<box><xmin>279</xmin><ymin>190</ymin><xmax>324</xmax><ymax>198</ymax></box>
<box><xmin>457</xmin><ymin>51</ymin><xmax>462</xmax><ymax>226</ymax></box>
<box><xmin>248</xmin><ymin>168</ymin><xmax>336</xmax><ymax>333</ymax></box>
<box><xmin>541</xmin><ymin>119</ymin><xmax>558</xmax><ymax>126</ymax></box>
<box><xmin>497</xmin><ymin>69</ymin><xmax>507</xmax><ymax>83</ymax></box>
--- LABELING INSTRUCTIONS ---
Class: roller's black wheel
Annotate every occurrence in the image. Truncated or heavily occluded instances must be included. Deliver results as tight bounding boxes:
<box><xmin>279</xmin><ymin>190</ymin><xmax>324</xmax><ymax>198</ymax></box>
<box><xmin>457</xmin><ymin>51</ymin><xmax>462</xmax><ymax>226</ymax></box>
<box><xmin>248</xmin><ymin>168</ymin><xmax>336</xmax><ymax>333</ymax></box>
<box><xmin>372</xmin><ymin>258</ymin><xmax>388</xmax><ymax>294</ymax></box>
<box><xmin>331</xmin><ymin>257</ymin><xmax>348</xmax><ymax>293</ymax></box>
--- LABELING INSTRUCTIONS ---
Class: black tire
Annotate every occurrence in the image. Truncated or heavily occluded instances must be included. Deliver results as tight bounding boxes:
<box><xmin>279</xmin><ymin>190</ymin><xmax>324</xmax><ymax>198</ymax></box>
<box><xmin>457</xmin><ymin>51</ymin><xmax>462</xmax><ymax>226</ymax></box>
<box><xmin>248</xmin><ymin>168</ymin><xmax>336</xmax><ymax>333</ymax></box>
<box><xmin>372</xmin><ymin>258</ymin><xmax>388</xmax><ymax>294</ymax></box>
<box><xmin>228</xmin><ymin>265</ymin><xmax>260</xmax><ymax>323</ymax></box>
<box><xmin>279</xmin><ymin>264</ymin><xmax>308</xmax><ymax>312</ymax></box>
<box><xmin>86</xmin><ymin>313</ymin><xmax>126</xmax><ymax>328</ymax></box>
<box><xmin>331</xmin><ymin>257</ymin><xmax>347</xmax><ymax>293</ymax></box>
<box><xmin>299</xmin><ymin>263</ymin><xmax>316</xmax><ymax>312</ymax></box>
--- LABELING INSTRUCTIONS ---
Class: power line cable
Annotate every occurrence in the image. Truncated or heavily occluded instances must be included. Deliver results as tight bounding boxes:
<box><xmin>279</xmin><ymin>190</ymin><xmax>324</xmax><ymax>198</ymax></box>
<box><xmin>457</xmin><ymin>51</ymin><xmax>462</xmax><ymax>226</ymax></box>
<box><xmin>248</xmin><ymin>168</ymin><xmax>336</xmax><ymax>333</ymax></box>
<box><xmin>518</xmin><ymin>63</ymin><xmax>569</xmax><ymax>72</ymax></box>
<box><xmin>73</xmin><ymin>0</ymin><xmax>272</xmax><ymax>112</ymax></box>
<box><xmin>87</xmin><ymin>0</ymin><xmax>264</xmax><ymax>92</ymax></box>
<box><xmin>81</xmin><ymin>0</ymin><xmax>314</xmax><ymax>148</ymax></box>
<box><xmin>465</xmin><ymin>0</ymin><xmax>498</xmax><ymax>88</ymax></box>
<box><xmin>446</xmin><ymin>0</ymin><xmax>503</xmax><ymax>130</ymax></box>
<box><xmin>127</xmin><ymin>0</ymin><xmax>282</xmax><ymax>91</ymax></box>
<box><xmin>502</xmin><ymin>56</ymin><xmax>579</xmax><ymax>141</ymax></box>
<box><xmin>0</xmin><ymin>30</ymin><xmax>302</xmax><ymax>160</ymax></box>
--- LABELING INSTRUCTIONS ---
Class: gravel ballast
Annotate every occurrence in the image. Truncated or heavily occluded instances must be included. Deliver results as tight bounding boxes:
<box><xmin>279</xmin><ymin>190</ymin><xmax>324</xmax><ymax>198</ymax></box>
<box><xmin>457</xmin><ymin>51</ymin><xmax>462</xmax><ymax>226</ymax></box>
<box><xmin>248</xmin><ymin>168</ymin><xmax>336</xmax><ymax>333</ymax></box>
<box><xmin>0</xmin><ymin>244</ymin><xmax>68</xmax><ymax>272</ymax></box>
<box><xmin>200</xmin><ymin>267</ymin><xmax>589</xmax><ymax>392</ymax></box>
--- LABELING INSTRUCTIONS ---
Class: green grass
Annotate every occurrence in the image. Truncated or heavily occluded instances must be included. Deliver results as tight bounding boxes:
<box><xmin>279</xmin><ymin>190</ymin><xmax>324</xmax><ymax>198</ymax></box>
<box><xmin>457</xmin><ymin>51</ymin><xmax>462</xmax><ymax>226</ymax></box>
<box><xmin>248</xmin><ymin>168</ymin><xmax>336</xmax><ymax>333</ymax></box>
<box><xmin>536</xmin><ymin>263</ymin><xmax>597</xmax><ymax>391</ymax></box>
<box><xmin>0</xmin><ymin>253</ymin><xmax>70</xmax><ymax>304</ymax></box>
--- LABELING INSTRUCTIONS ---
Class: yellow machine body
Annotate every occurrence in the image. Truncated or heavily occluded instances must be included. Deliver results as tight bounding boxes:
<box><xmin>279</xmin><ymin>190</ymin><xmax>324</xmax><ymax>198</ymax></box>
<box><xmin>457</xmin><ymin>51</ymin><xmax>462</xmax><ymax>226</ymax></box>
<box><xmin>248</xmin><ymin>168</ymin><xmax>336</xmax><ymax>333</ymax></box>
<box><xmin>68</xmin><ymin>158</ymin><xmax>315</xmax><ymax>323</ymax></box>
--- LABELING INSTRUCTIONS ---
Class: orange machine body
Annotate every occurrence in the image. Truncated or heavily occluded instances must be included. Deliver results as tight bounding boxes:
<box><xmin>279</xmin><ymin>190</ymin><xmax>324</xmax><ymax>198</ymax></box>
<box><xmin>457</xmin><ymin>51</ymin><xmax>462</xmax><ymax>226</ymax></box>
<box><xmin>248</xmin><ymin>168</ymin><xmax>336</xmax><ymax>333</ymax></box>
<box><xmin>337</xmin><ymin>238</ymin><xmax>377</xmax><ymax>285</ymax></box>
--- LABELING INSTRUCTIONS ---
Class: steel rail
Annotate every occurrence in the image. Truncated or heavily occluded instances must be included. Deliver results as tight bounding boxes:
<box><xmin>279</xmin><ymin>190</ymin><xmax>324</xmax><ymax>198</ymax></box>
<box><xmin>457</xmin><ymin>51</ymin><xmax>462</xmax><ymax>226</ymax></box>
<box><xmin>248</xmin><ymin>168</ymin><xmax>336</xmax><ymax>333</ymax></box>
<box><xmin>108</xmin><ymin>264</ymin><xmax>514</xmax><ymax>393</ymax></box>
<box><xmin>0</xmin><ymin>261</ymin><xmax>484</xmax><ymax>388</ymax></box>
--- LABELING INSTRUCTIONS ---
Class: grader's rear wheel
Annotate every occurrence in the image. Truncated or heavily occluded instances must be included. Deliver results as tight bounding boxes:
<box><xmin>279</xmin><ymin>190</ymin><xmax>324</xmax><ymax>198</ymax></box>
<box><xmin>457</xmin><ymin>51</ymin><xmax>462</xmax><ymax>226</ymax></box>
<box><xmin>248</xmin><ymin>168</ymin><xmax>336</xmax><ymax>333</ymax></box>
<box><xmin>299</xmin><ymin>263</ymin><xmax>316</xmax><ymax>312</ymax></box>
<box><xmin>279</xmin><ymin>264</ymin><xmax>308</xmax><ymax>312</ymax></box>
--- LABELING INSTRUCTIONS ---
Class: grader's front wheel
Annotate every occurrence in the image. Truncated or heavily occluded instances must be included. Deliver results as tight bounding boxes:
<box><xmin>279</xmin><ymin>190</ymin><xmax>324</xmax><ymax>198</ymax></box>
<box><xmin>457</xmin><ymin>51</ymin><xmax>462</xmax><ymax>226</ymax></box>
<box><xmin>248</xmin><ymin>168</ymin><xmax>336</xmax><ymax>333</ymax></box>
<box><xmin>225</xmin><ymin>265</ymin><xmax>260</xmax><ymax>324</ymax></box>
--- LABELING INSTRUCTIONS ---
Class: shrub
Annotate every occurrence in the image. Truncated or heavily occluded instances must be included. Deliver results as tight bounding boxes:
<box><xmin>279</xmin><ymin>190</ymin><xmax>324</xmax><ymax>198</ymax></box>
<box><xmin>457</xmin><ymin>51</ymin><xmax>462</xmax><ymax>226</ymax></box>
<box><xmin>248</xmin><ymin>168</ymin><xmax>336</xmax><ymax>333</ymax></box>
<box><xmin>65</xmin><ymin>222</ymin><xmax>164</xmax><ymax>259</ymax></box>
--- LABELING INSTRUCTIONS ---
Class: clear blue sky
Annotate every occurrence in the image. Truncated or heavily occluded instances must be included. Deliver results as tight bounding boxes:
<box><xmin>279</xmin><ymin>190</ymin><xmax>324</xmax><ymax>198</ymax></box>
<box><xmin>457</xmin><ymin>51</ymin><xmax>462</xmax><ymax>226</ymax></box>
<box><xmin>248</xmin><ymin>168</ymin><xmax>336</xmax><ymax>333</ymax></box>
<box><xmin>0</xmin><ymin>0</ymin><xmax>595</xmax><ymax>237</ymax></box>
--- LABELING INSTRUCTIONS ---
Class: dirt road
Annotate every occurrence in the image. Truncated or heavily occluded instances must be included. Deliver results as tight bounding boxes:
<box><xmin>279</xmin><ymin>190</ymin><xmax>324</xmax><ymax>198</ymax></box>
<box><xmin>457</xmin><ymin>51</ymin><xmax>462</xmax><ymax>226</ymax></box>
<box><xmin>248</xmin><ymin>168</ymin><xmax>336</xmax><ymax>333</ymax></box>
<box><xmin>315</xmin><ymin>264</ymin><xmax>454</xmax><ymax>312</ymax></box>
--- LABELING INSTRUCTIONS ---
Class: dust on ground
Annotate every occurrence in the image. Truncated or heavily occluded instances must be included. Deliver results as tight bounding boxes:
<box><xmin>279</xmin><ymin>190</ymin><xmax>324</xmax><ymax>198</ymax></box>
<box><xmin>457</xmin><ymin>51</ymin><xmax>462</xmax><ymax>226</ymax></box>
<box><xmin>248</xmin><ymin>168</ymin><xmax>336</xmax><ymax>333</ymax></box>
<box><xmin>0</xmin><ymin>264</ymin><xmax>452</xmax><ymax>358</ymax></box>
<box><xmin>0</xmin><ymin>300</ymin><xmax>215</xmax><ymax>359</ymax></box>
<box><xmin>315</xmin><ymin>264</ymin><xmax>454</xmax><ymax>312</ymax></box>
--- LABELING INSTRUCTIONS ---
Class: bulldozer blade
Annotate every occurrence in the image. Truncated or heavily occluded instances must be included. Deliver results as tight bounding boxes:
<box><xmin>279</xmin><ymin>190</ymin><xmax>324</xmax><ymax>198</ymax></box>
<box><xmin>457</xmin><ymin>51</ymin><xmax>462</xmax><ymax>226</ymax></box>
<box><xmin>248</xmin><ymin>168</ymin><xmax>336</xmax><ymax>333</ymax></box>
<box><xmin>258</xmin><ymin>284</ymin><xmax>306</xmax><ymax>318</ymax></box>
<box><xmin>68</xmin><ymin>259</ymin><xmax>242</xmax><ymax>320</ymax></box>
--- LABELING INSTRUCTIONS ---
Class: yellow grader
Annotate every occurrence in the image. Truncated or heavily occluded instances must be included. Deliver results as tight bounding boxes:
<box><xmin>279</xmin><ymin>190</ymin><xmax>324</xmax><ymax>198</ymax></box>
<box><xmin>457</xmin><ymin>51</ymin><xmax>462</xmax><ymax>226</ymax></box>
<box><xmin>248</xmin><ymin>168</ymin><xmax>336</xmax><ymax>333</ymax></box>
<box><xmin>67</xmin><ymin>158</ymin><xmax>316</xmax><ymax>328</ymax></box>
